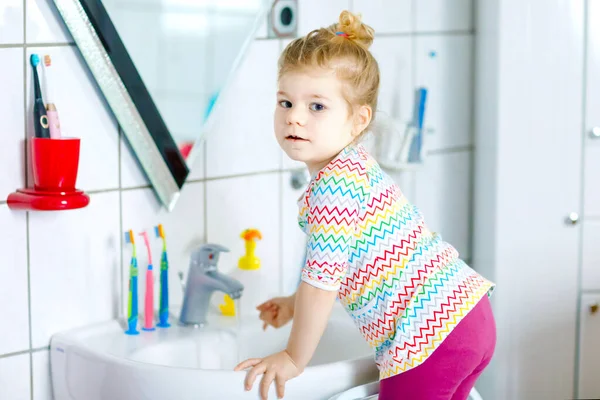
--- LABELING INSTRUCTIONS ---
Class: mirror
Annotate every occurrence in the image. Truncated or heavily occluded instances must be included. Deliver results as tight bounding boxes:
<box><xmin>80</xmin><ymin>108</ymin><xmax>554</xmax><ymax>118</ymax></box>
<box><xmin>53</xmin><ymin>0</ymin><xmax>273</xmax><ymax>209</ymax></box>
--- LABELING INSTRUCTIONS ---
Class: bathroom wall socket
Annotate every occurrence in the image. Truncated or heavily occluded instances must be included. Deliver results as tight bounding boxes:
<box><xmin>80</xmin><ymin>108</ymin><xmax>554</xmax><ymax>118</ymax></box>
<box><xmin>267</xmin><ymin>0</ymin><xmax>298</xmax><ymax>38</ymax></box>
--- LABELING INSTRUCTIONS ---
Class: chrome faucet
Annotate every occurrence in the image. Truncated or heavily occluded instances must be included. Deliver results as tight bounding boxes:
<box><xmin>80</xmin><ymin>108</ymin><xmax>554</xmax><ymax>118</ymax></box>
<box><xmin>179</xmin><ymin>244</ymin><xmax>244</xmax><ymax>326</ymax></box>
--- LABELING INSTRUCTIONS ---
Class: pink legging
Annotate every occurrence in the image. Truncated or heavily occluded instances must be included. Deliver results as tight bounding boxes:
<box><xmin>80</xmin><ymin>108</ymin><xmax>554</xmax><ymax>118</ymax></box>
<box><xmin>379</xmin><ymin>295</ymin><xmax>496</xmax><ymax>400</ymax></box>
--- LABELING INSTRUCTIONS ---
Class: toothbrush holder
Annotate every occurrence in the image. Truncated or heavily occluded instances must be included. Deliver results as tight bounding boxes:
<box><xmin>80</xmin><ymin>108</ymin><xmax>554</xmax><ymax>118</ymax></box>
<box><xmin>31</xmin><ymin>137</ymin><xmax>81</xmax><ymax>192</ymax></box>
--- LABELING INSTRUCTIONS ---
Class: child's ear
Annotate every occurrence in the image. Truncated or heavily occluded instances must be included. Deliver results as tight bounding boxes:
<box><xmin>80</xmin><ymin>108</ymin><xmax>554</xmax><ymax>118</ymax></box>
<box><xmin>352</xmin><ymin>105</ymin><xmax>372</xmax><ymax>137</ymax></box>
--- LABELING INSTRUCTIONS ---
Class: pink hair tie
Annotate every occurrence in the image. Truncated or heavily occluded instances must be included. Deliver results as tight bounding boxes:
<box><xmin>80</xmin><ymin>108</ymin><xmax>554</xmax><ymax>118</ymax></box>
<box><xmin>335</xmin><ymin>31</ymin><xmax>349</xmax><ymax>38</ymax></box>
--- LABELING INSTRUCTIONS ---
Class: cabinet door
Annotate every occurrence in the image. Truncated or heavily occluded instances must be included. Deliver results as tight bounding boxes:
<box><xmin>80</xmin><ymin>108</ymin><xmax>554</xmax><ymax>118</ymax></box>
<box><xmin>585</xmin><ymin>0</ymin><xmax>600</xmax><ymax>216</ymax></box>
<box><xmin>582</xmin><ymin>222</ymin><xmax>600</xmax><ymax>290</ymax></box>
<box><xmin>578</xmin><ymin>293</ymin><xmax>600</xmax><ymax>399</ymax></box>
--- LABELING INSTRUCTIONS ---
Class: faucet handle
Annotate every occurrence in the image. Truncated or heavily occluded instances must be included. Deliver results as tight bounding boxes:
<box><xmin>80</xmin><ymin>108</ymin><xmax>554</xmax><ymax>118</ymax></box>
<box><xmin>191</xmin><ymin>243</ymin><xmax>230</xmax><ymax>272</ymax></box>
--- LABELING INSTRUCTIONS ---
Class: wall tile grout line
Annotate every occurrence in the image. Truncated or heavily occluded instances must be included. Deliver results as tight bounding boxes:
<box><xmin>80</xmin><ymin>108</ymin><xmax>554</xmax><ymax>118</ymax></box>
<box><xmin>427</xmin><ymin>145</ymin><xmax>474</xmax><ymax>155</ymax></box>
<box><xmin>118</xmin><ymin>128</ymin><xmax>124</xmax><ymax>322</ymax></box>
<box><xmin>410</xmin><ymin>0</ymin><xmax>418</xmax><ymax>200</ymax></box>
<box><xmin>26</xmin><ymin>211</ymin><xmax>34</xmax><ymax>400</ymax></box>
<box><xmin>22</xmin><ymin>1</ymin><xmax>34</xmax><ymax>397</ymax></box>
<box><xmin>0</xmin><ymin>349</ymin><xmax>30</xmax><ymax>359</ymax></box>
<box><xmin>0</xmin><ymin>346</ymin><xmax>51</xmax><ymax>359</ymax></box>
<box><xmin>31</xmin><ymin>346</ymin><xmax>49</xmax><ymax>353</ymax></box>
<box><xmin>375</xmin><ymin>30</ymin><xmax>474</xmax><ymax>38</ymax></box>
<box><xmin>0</xmin><ymin>42</ymin><xmax>76</xmax><ymax>49</ymax></box>
<box><xmin>86</xmin><ymin>187</ymin><xmax>121</xmax><ymax>194</ymax></box>
<box><xmin>201</xmin><ymin>168</ymin><xmax>284</xmax><ymax>182</ymax></box>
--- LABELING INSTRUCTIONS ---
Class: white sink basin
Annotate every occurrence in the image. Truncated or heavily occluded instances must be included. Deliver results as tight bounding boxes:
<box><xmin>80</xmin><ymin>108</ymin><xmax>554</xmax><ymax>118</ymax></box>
<box><xmin>50</xmin><ymin>302</ymin><xmax>378</xmax><ymax>400</ymax></box>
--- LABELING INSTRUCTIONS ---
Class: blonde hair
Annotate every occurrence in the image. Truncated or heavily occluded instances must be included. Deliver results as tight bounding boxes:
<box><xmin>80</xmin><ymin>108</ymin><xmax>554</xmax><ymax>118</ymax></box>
<box><xmin>278</xmin><ymin>10</ymin><xmax>380</xmax><ymax>135</ymax></box>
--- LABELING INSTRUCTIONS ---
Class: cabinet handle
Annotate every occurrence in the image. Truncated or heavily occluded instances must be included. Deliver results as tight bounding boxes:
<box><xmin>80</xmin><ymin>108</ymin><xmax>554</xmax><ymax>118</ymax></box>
<box><xmin>591</xmin><ymin>127</ymin><xmax>600</xmax><ymax>138</ymax></box>
<box><xmin>591</xmin><ymin>303</ymin><xmax>599</xmax><ymax>315</ymax></box>
<box><xmin>565</xmin><ymin>212</ymin><xmax>579</xmax><ymax>225</ymax></box>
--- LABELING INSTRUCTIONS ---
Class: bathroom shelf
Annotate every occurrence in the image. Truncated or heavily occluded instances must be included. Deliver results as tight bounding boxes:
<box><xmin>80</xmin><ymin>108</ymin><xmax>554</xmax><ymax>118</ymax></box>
<box><xmin>7</xmin><ymin>188</ymin><xmax>90</xmax><ymax>211</ymax></box>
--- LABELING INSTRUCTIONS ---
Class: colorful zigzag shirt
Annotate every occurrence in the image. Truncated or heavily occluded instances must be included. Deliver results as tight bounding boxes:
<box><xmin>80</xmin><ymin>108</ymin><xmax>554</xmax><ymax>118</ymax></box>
<box><xmin>298</xmin><ymin>143</ymin><xmax>495</xmax><ymax>379</ymax></box>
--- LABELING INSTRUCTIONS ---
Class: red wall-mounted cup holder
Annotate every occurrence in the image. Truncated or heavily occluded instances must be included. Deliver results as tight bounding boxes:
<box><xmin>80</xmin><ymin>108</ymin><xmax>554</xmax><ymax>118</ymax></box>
<box><xmin>7</xmin><ymin>137</ymin><xmax>90</xmax><ymax>211</ymax></box>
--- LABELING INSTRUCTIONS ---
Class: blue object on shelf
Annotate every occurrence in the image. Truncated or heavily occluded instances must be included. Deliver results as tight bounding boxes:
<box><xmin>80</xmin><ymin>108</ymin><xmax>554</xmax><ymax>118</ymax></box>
<box><xmin>408</xmin><ymin>87</ymin><xmax>428</xmax><ymax>163</ymax></box>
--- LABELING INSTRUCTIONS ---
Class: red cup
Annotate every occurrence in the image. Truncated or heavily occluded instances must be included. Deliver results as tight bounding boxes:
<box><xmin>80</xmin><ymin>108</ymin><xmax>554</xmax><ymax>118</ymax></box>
<box><xmin>31</xmin><ymin>137</ymin><xmax>81</xmax><ymax>192</ymax></box>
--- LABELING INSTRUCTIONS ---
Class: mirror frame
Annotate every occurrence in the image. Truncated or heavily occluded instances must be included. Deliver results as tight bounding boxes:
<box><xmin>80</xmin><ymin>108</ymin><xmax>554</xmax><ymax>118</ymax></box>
<box><xmin>53</xmin><ymin>0</ymin><xmax>272</xmax><ymax>210</ymax></box>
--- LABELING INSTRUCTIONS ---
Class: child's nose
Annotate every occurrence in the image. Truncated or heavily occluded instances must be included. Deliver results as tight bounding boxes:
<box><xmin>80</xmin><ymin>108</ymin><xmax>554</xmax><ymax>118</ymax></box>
<box><xmin>286</xmin><ymin>107</ymin><xmax>307</xmax><ymax>126</ymax></box>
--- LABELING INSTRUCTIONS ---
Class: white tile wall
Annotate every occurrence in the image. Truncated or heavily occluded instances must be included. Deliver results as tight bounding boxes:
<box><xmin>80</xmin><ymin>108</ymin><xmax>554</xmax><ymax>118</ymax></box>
<box><xmin>32</xmin><ymin>351</ymin><xmax>53</xmax><ymax>400</ymax></box>
<box><xmin>0</xmin><ymin>0</ymin><xmax>24</xmax><ymax>44</ymax></box>
<box><xmin>0</xmin><ymin>354</ymin><xmax>31</xmax><ymax>400</ymax></box>
<box><xmin>353</xmin><ymin>0</ymin><xmax>411</xmax><ymax>34</ymax></box>
<box><xmin>206</xmin><ymin>174</ymin><xmax>281</xmax><ymax>296</ymax></box>
<box><xmin>415</xmin><ymin>35</ymin><xmax>474</xmax><ymax>150</ymax></box>
<box><xmin>281</xmin><ymin>171</ymin><xmax>309</xmax><ymax>295</ymax></box>
<box><xmin>414</xmin><ymin>0</ymin><xmax>473</xmax><ymax>32</ymax></box>
<box><xmin>1</xmin><ymin>1</ymin><xmax>474</xmax><ymax>398</ymax></box>
<box><xmin>0</xmin><ymin>48</ymin><xmax>26</xmax><ymax>198</ymax></box>
<box><xmin>205</xmin><ymin>40</ymin><xmax>282</xmax><ymax>178</ymax></box>
<box><xmin>120</xmin><ymin>136</ymin><xmax>151</xmax><ymax>189</ymax></box>
<box><xmin>297</xmin><ymin>0</ymin><xmax>350</xmax><ymax>36</ymax></box>
<box><xmin>26</xmin><ymin>0</ymin><xmax>72</xmax><ymax>43</ymax></box>
<box><xmin>28</xmin><ymin>192</ymin><xmax>121</xmax><ymax>348</ymax></box>
<box><xmin>0</xmin><ymin>206</ymin><xmax>29</xmax><ymax>355</ymax></box>
<box><xmin>370</xmin><ymin>36</ymin><xmax>413</xmax><ymax>126</ymax></box>
<box><xmin>414</xmin><ymin>151</ymin><xmax>472</xmax><ymax>259</ymax></box>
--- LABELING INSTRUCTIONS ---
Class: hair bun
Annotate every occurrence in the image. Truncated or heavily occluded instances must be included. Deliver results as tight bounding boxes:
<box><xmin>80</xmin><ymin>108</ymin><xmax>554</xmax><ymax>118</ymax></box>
<box><xmin>336</xmin><ymin>10</ymin><xmax>375</xmax><ymax>49</ymax></box>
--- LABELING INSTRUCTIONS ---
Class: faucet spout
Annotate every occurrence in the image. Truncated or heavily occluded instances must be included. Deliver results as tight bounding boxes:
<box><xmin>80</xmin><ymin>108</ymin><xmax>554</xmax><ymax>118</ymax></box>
<box><xmin>179</xmin><ymin>244</ymin><xmax>244</xmax><ymax>326</ymax></box>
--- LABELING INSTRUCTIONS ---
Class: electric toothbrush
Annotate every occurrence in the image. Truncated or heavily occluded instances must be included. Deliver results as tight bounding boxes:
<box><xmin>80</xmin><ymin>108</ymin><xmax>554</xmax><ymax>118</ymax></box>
<box><xmin>42</xmin><ymin>55</ymin><xmax>62</xmax><ymax>138</ymax></box>
<box><xmin>30</xmin><ymin>54</ymin><xmax>51</xmax><ymax>139</ymax></box>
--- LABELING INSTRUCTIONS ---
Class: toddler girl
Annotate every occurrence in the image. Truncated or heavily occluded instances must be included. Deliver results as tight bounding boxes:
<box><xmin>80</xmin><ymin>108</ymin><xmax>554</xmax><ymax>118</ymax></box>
<box><xmin>234</xmin><ymin>10</ymin><xmax>496</xmax><ymax>400</ymax></box>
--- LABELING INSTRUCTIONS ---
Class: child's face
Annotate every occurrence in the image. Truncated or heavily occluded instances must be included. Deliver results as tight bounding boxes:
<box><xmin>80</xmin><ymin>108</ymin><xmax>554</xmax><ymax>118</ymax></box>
<box><xmin>274</xmin><ymin>68</ymin><xmax>359</xmax><ymax>174</ymax></box>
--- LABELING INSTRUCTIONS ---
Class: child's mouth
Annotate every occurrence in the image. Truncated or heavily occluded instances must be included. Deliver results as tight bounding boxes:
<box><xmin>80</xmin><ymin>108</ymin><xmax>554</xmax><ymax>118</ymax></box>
<box><xmin>285</xmin><ymin>135</ymin><xmax>308</xmax><ymax>142</ymax></box>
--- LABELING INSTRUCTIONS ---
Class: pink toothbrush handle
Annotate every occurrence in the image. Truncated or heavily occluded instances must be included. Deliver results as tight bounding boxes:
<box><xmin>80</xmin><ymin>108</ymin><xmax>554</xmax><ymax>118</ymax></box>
<box><xmin>144</xmin><ymin>268</ymin><xmax>154</xmax><ymax>330</ymax></box>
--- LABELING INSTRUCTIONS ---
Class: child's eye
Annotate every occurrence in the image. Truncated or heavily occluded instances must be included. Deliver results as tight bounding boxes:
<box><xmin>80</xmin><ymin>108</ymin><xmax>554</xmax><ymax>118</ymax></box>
<box><xmin>279</xmin><ymin>100</ymin><xmax>292</xmax><ymax>108</ymax></box>
<box><xmin>309</xmin><ymin>103</ymin><xmax>326</xmax><ymax>112</ymax></box>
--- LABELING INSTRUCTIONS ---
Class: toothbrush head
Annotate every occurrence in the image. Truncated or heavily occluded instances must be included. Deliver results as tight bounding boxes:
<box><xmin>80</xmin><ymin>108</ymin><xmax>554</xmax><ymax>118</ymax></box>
<box><xmin>124</xmin><ymin>230</ymin><xmax>135</xmax><ymax>245</ymax></box>
<box><xmin>30</xmin><ymin>54</ymin><xmax>40</xmax><ymax>67</ymax></box>
<box><xmin>43</xmin><ymin>55</ymin><xmax>52</xmax><ymax>67</ymax></box>
<box><xmin>155</xmin><ymin>224</ymin><xmax>165</xmax><ymax>239</ymax></box>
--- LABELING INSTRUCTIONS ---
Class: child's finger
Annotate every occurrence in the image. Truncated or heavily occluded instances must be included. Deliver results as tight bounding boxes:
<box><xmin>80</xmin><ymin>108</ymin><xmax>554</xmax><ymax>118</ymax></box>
<box><xmin>234</xmin><ymin>358</ymin><xmax>262</xmax><ymax>371</ymax></box>
<box><xmin>256</xmin><ymin>300</ymin><xmax>275</xmax><ymax>310</ymax></box>
<box><xmin>259</xmin><ymin>309</ymin><xmax>275</xmax><ymax>321</ymax></box>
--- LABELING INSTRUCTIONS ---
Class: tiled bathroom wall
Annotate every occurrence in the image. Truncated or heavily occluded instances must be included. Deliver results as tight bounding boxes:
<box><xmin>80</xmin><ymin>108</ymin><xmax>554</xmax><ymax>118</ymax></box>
<box><xmin>0</xmin><ymin>0</ymin><xmax>474</xmax><ymax>398</ymax></box>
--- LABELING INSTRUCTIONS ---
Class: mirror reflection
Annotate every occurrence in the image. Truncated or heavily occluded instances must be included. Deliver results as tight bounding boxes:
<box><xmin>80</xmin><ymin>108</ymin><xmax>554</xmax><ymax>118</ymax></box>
<box><xmin>100</xmin><ymin>0</ymin><xmax>266</xmax><ymax>161</ymax></box>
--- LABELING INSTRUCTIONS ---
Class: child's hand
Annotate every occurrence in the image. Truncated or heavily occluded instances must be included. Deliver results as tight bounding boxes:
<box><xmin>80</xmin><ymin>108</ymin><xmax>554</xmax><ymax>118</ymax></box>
<box><xmin>256</xmin><ymin>295</ymin><xmax>295</xmax><ymax>330</ymax></box>
<box><xmin>234</xmin><ymin>350</ymin><xmax>302</xmax><ymax>399</ymax></box>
